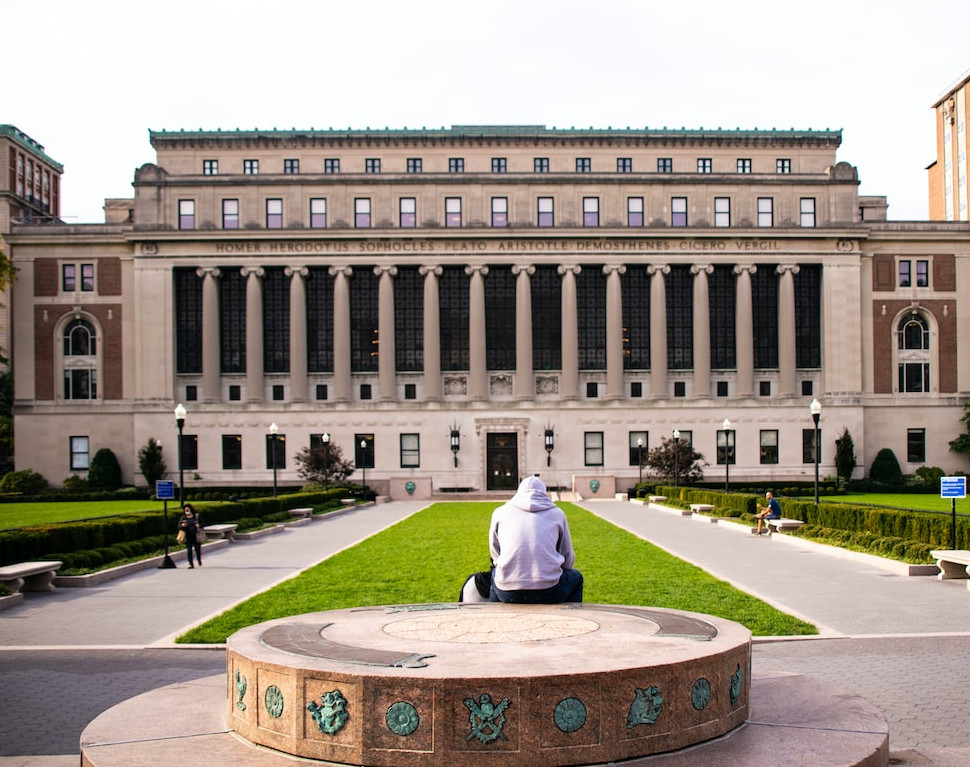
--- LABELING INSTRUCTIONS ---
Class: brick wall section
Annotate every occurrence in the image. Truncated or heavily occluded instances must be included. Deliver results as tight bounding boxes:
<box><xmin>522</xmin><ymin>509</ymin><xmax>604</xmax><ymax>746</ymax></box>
<box><xmin>872</xmin><ymin>253</ymin><xmax>895</xmax><ymax>291</ymax></box>
<box><xmin>871</xmin><ymin>299</ymin><xmax>956</xmax><ymax>393</ymax></box>
<box><xmin>34</xmin><ymin>259</ymin><xmax>58</xmax><ymax>296</ymax></box>
<box><xmin>97</xmin><ymin>257</ymin><xmax>121</xmax><ymax>296</ymax></box>
<box><xmin>933</xmin><ymin>254</ymin><xmax>955</xmax><ymax>291</ymax></box>
<box><xmin>33</xmin><ymin>306</ymin><xmax>54</xmax><ymax>400</ymax></box>
<box><xmin>33</xmin><ymin>304</ymin><xmax>123</xmax><ymax>400</ymax></box>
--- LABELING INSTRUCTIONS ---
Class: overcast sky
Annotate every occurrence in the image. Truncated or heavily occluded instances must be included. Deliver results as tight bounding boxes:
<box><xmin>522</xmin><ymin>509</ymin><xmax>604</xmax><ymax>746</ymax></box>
<box><xmin>7</xmin><ymin>0</ymin><xmax>970</xmax><ymax>224</ymax></box>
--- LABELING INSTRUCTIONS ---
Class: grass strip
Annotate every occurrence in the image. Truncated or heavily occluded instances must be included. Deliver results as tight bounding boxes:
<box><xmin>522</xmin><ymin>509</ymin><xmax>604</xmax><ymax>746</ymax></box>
<box><xmin>177</xmin><ymin>502</ymin><xmax>815</xmax><ymax>643</ymax></box>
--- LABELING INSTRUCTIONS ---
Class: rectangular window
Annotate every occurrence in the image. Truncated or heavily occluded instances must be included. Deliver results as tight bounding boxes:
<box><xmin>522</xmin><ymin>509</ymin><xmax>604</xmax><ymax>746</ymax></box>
<box><xmin>310</xmin><ymin>198</ymin><xmax>327</xmax><ymax>229</ymax></box>
<box><xmin>315</xmin><ymin>384</ymin><xmax>328</xmax><ymax>400</ymax></box>
<box><xmin>716</xmin><ymin>381</ymin><xmax>728</xmax><ymax>397</ymax></box>
<box><xmin>584</xmin><ymin>431</ymin><xmax>604</xmax><ymax>466</ymax></box>
<box><xmin>445</xmin><ymin>197</ymin><xmax>462</xmax><ymax>228</ymax></box>
<box><xmin>243</xmin><ymin>159</ymin><xmax>258</xmax><ymax>174</ymax></box>
<box><xmin>657</xmin><ymin>157</ymin><xmax>672</xmax><ymax>173</ymax></box>
<box><xmin>907</xmin><ymin>428</ymin><xmax>926</xmax><ymax>462</ymax></box>
<box><xmin>714</xmin><ymin>197</ymin><xmax>731</xmax><ymax>227</ymax></box>
<box><xmin>222</xmin><ymin>435</ymin><xmax>242</xmax><ymax>470</ymax></box>
<box><xmin>760</xmin><ymin>380</ymin><xmax>771</xmax><ymax>396</ymax></box>
<box><xmin>697</xmin><ymin>158</ymin><xmax>712</xmax><ymax>173</ymax></box>
<box><xmin>776</xmin><ymin>158</ymin><xmax>792</xmax><ymax>174</ymax></box>
<box><xmin>62</xmin><ymin>264</ymin><xmax>76</xmax><ymax>291</ymax></box>
<box><xmin>185</xmin><ymin>385</ymin><xmax>198</xmax><ymax>401</ymax></box>
<box><xmin>534</xmin><ymin>157</ymin><xmax>549</xmax><ymax>173</ymax></box>
<box><xmin>899</xmin><ymin>362</ymin><xmax>930</xmax><ymax>393</ymax></box>
<box><xmin>627</xmin><ymin>197</ymin><xmax>644</xmax><ymax>227</ymax></box>
<box><xmin>399</xmin><ymin>197</ymin><xmax>416</xmax><ymax>228</ymax></box>
<box><xmin>81</xmin><ymin>264</ymin><xmax>95</xmax><ymax>292</ymax></box>
<box><xmin>671</xmin><ymin>197</ymin><xmax>687</xmax><ymax>227</ymax></box>
<box><xmin>324</xmin><ymin>158</ymin><xmax>340</xmax><ymax>174</ymax></box>
<box><xmin>202</xmin><ymin>159</ymin><xmax>218</xmax><ymax>175</ymax></box>
<box><xmin>449</xmin><ymin>157</ymin><xmax>464</xmax><ymax>173</ymax></box>
<box><xmin>674</xmin><ymin>381</ymin><xmax>686</xmax><ymax>397</ymax></box>
<box><xmin>800</xmin><ymin>197</ymin><xmax>816</xmax><ymax>227</ymax></box>
<box><xmin>916</xmin><ymin>260</ymin><xmax>929</xmax><ymax>287</ymax></box>
<box><xmin>178</xmin><ymin>199</ymin><xmax>195</xmax><ymax>230</ymax></box>
<box><xmin>583</xmin><ymin>197</ymin><xmax>599</xmax><ymax>227</ymax></box>
<box><xmin>64</xmin><ymin>369</ymin><xmax>97</xmax><ymax>400</ymax></box>
<box><xmin>355</xmin><ymin>198</ymin><xmax>371</xmax><ymax>228</ymax></box>
<box><xmin>898</xmin><ymin>260</ymin><xmax>911</xmax><ymax>287</ymax></box>
<box><xmin>617</xmin><ymin>157</ymin><xmax>632</xmax><ymax>173</ymax></box>
<box><xmin>70</xmin><ymin>436</ymin><xmax>90</xmax><ymax>470</ymax></box>
<box><xmin>802</xmin><ymin>380</ymin><xmax>814</xmax><ymax>396</ymax></box>
<box><xmin>629</xmin><ymin>431</ymin><xmax>648</xmax><ymax>466</ymax></box>
<box><xmin>586</xmin><ymin>382</ymin><xmax>599</xmax><ymax>398</ymax></box>
<box><xmin>492</xmin><ymin>157</ymin><xmax>507</xmax><ymax>173</ymax></box>
<box><xmin>537</xmin><ymin>197</ymin><xmax>554</xmax><ymax>227</ymax></box>
<box><xmin>760</xmin><ymin>430</ymin><xmax>779</xmax><ymax>464</ymax></box>
<box><xmin>737</xmin><ymin>158</ymin><xmax>751</xmax><ymax>173</ymax></box>
<box><xmin>491</xmin><ymin>197</ymin><xmax>508</xmax><ymax>227</ymax></box>
<box><xmin>631</xmin><ymin>381</ymin><xmax>643</xmax><ymax>397</ymax></box>
<box><xmin>360</xmin><ymin>384</ymin><xmax>372</xmax><ymax>400</ymax></box>
<box><xmin>365</xmin><ymin>158</ymin><xmax>381</xmax><ymax>173</ymax></box>
<box><xmin>407</xmin><ymin>158</ymin><xmax>422</xmax><ymax>173</ymax></box>
<box><xmin>265</xmin><ymin>433</ymin><xmax>285</xmax><ymax>470</ymax></box>
<box><xmin>355</xmin><ymin>434</ymin><xmax>375</xmax><ymax>469</ymax></box>
<box><xmin>266</xmin><ymin>198</ymin><xmax>283</xmax><ymax>229</ymax></box>
<box><xmin>272</xmin><ymin>384</ymin><xmax>284</xmax><ymax>401</ymax></box>
<box><xmin>803</xmin><ymin>428</ymin><xmax>820</xmax><ymax>464</ymax></box>
<box><xmin>400</xmin><ymin>433</ymin><xmax>420</xmax><ymax>468</ymax></box>
<box><xmin>181</xmin><ymin>434</ymin><xmax>199</xmax><ymax>471</ymax></box>
<box><xmin>404</xmin><ymin>383</ymin><xmax>416</xmax><ymax>399</ymax></box>
<box><xmin>283</xmin><ymin>158</ymin><xmax>299</xmax><ymax>174</ymax></box>
<box><xmin>229</xmin><ymin>385</ymin><xmax>241</xmax><ymax>401</ymax></box>
<box><xmin>576</xmin><ymin>157</ymin><xmax>591</xmax><ymax>172</ymax></box>
<box><xmin>757</xmin><ymin>197</ymin><xmax>774</xmax><ymax>227</ymax></box>
<box><xmin>223</xmin><ymin>199</ymin><xmax>239</xmax><ymax>229</ymax></box>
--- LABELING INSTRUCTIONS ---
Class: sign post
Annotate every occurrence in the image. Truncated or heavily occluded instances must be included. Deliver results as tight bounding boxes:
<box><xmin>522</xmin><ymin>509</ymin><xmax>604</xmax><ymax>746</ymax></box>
<box><xmin>940</xmin><ymin>476</ymin><xmax>966</xmax><ymax>551</ymax></box>
<box><xmin>156</xmin><ymin>480</ymin><xmax>177</xmax><ymax>569</ymax></box>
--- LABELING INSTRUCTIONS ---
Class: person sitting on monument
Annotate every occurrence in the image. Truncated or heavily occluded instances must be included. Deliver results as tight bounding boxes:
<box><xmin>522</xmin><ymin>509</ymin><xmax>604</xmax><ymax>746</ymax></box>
<box><xmin>486</xmin><ymin>475</ymin><xmax>583</xmax><ymax>603</ymax></box>
<box><xmin>755</xmin><ymin>491</ymin><xmax>782</xmax><ymax>535</ymax></box>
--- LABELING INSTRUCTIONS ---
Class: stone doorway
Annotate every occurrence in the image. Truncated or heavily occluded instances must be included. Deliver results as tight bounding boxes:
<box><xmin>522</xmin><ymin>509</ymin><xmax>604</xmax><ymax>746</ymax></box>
<box><xmin>486</xmin><ymin>432</ymin><xmax>518</xmax><ymax>491</ymax></box>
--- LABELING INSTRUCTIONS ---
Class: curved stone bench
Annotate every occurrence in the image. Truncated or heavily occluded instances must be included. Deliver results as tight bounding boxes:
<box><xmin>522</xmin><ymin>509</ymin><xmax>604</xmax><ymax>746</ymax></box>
<box><xmin>0</xmin><ymin>560</ymin><xmax>62</xmax><ymax>593</ymax></box>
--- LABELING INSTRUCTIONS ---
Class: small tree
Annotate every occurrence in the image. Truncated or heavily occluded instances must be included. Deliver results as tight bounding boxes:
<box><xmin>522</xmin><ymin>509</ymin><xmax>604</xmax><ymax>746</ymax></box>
<box><xmin>949</xmin><ymin>399</ymin><xmax>970</xmax><ymax>457</ymax></box>
<box><xmin>645</xmin><ymin>436</ymin><xmax>707</xmax><ymax>486</ymax></box>
<box><xmin>834</xmin><ymin>427</ymin><xmax>857</xmax><ymax>486</ymax></box>
<box><xmin>294</xmin><ymin>441</ymin><xmax>354</xmax><ymax>486</ymax></box>
<box><xmin>88</xmin><ymin>448</ymin><xmax>123</xmax><ymax>489</ymax></box>
<box><xmin>138</xmin><ymin>438</ymin><xmax>167</xmax><ymax>490</ymax></box>
<box><xmin>869</xmin><ymin>447</ymin><xmax>903</xmax><ymax>486</ymax></box>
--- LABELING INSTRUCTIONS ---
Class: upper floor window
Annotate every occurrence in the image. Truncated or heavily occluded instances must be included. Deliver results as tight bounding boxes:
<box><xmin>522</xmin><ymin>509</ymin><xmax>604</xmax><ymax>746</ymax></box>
<box><xmin>449</xmin><ymin>157</ymin><xmax>464</xmax><ymax>173</ymax></box>
<box><xmin>898</xmin><ymin>313</ymin><xmax>930</xmax><ymax>393</ymax></box>
<box><xmin>714</xmin><ymin>197</ymin><xmax>731</xmax><ymax>227</ymax></box>
<box><xmin>657</xmin><ymin>157</ymin><xmax>672</xmax><ymax>173</ymax></box>
<box><xmin>266</xmin><ymin>198</ymin><xmax>283</xmax><ymax>229</ymax></box>
<box><xmin>365</xmin><ymin>158</ymin><xmax>381</xmax><ymax>173</ymax></box>
<box><xmin>406</xmin><ymin>158</ymin><xmax>422</xmax><ymax>173</ymax></box>
<box><xmin>492</xmin><ymin>157</ymin><xmax>507</xmax><ymax>173</ymax></box>
<box><xmin>916</xmin><ymin>260</ymin><xmax>929</xmax><ymax>287</ymax></box>
<box><xmin>576</xmin><ymin>157</ymin><xmax>591</xmax><ymax>172</ymax></box>
<box><xmin>400</xmin><ymin>197</ymin><xmax>416</xmax><ymax>228</ymax></box>
<box><xmin>283</xmin><ymin>158</ymin><xmax>299</xmax><ymax>174</ymax></box>
<box><xmin>223</xmin><ymin>199</ymin><xmax>239</xmax><ymax>230</ymax></box>
<box><xmin>178</xmin><ymin>199</ymin><xmax>195</xmax><ymax>230</ymax></box>
<box><xmin>628</xmin><ymin>197</ymin><xmax>644</xmax><ymax>227</ymax></box>
<box><xmin>310</xmin><ymin>198</ymin><xmax>327</xmax><ymax>229</ymax></box>
<box><xmin>671</xmin><ymin>197</ymin><xmax>688</xmax><ymax>227</ymax></box>
<box><xmin>80</xmin><ymin>264</ymin><xmax>94</xmax><ymax>292</ymax></box>
<box><xmin>757</xmin><ymin>197</ymin><xmax>774</xmax><ymax>227</ymax></box>
<box><xmin>583</xmin><ymin>197</ymin><xmax>599</xmax><ymax>227</ymax></box>
<box><xmin>617</xmin><ymin>157</ymin><xmax>632</xmax><ymax>173</ymax></box>
<box><xmin>355</xmin><ymin>198</ymin><xmax>371</xmax><ymax>228</ymax></box>
<box><xmin>63</xmin><ymin>318</ymin><xmax>98</xmax><ymax>400</ymax></box>
<box><xmin>537</xmin><ymin>197</ymin><xmax>554</xmax><ymax>227</ymax></box>
<box><xmin>491</xmin><ymin>197</ymin><xmax>508</xmax><ymax>227</ymax></box>
<box><xmin>534</xmin><ymin>157</ymin><xmax>549</xmax><ymax>173</ymax></box>
<box><xmin>62</xmin><ymin>264</ymin><xmax>76</xmax><ymax>291</ymax></box>
<box><xmin>202</xmin><ymin>159</ymin><xmax>218</xmax><ymax>175</ymax></box>
<box><xmin>737</xmin><ymin>158</ymin><xmax>751</xmax><ymax>173</ymax></box>
<box><xmin>799</xmin><ymin>197</ymin><xmax>816</xmax><ymax>227</ymax></box>
<box><xmin>697</xmin><ymin>158</ymin><xmax>712</xmax><ymax>173</ymax></box>
<box><xmin>445</xmin><ymin>197</ymin><xmax>462</xmax><ymax>228</ymax></box>
<box><xmin>898</xmin><ymin>260</ymin><xmax>911</xmax><ymax>287</ymax></box>
<box><xmin>776</xmin><ymin>158</ymin><xmax>792</xmax><ymax>174</ymax></box>
<box><xmin>324</xmin><ymin>158</ymin><xmax>340</xmax><ymax>174</ymax></box>
<box><xmin>243</xmin><ymin>159</ymin><xmax>258</xmax><ymax>175</ymax></box>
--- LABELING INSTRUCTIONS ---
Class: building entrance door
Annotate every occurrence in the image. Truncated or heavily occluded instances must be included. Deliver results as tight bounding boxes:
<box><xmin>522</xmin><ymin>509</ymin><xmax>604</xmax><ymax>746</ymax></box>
<box><xmin>486</xmin><ymin>432</ymin><xmax>518</xmax><ymax>491</ymax></box>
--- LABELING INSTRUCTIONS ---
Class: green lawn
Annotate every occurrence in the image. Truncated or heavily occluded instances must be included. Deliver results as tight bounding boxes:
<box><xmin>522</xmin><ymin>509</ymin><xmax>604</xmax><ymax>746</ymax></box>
<box><xmin>819</xmin><ymin>492</ymin><xmax>961</xmax><ymax>514</ymax></box>
<box><xmin>177</xmin><ymin>501</ymin><xmax>816</xmax><ymax>644</ymax></box>
<box><xmin>0</xmin><ymin>499</ymin><xmax>167</xmax><ymax>528</ymax></box>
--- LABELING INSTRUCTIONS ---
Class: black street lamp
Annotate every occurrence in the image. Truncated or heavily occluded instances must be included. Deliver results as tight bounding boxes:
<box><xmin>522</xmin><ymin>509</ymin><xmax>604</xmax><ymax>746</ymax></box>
<box><xmin>322</xmin><ymin>432</ymin><xmax>330</xmax><ymax>491</ymax></box>
<box><xmin>637</xmin><ymin>437</ymin><xmax>644</xmax><ymax>486</ymax></box>
<box><xmin>162</xmin><ymin>404</ymin><xmax>187</xmax><ymax>570</ymax></box>
<box><xmin>672</xmin><ymin>429</ymin><xmax>681</xmax><ymax>489</ymax></box>
<box><xmin>545</xmin><ymin>428</ymin><xmax>555</xmax><ymax>467</ymax></box>
<box><xmin>450</xmin><ymin>426</ymin><xmax>461</xmax><ymax>468</ymax></box>
<box><xmin>810</xmin><ymin>399</ymin><xmax>822</xmax><ymax>505</ymax></box>
<box><xmin>360</xmin><ymin>439</ymin><xmax>368</xmax><ymax>492</ymax></box>
<box><xmin>269</xmin><ymin>422</ymin><xmax>279</xmax><ymax>497</ymax></box>
<box><xmin>721</xmin><ymin>418</ymin><xmax>733</xmax><ymax>494</ymax></box>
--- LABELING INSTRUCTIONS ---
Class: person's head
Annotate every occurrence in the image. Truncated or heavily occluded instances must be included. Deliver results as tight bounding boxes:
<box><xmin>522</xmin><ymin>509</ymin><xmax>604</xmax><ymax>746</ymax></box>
<box><xmin>765</xmin><ymin>492</ymin><xmax>773</xmax><ymax>501</ymax></box>
<box><xmin>182</xmin><ymin>503</ymin><xmax>195</xmax><ymax>516</ymax></box>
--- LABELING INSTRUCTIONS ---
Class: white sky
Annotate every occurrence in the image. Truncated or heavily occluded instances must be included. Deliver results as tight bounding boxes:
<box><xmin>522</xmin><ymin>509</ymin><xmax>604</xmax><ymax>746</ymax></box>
<box><xmin>7</xmin><ymin>0</ymin><xmax>970</xmax><ymax>224</ymax></box>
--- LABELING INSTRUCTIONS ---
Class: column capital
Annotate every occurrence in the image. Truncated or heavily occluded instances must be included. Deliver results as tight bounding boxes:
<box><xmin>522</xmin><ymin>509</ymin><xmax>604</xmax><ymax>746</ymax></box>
<box><xmin>690</xmin><ymin>263</ymin><xmax>714</xmax><ymax>275</ymax></box>
<box><xmin>776</xmin><ymin>264</ymin><xmax>801</xmax><ymax>276</ymax></box>
<box><xmin>374</xmin><ymin>265</ymin><xmax>399</xmax><ymax>277</ymax></box>
<box><xmin>329</xmin><ymin>265</ymin><xmax>353</xmax><ymax>278</ymax></box>
<box><xmin>240</xmin><ymin>266</ymin><xmax>265</xmax><ymax>278</ymax></box>
<box><xmin>284</xmin><ymin>266</ymin><xmax>309</xmax><ymax>278</ymax></box>
<box><xmin>464</xmin><ymin>264</ymin><xmax>490</xmax><ymax>277</ymax></box>
<box><xmin>647</xmin><ymin>264</ymin><xmax>670</xmax><ymax>276</ymax></box>
<box><xmin>512</xmin><ymin>264</ymin><xmax>535</xmax><ymax>276</ymax></box>
<box><xmin>195</xmin><ymin>266</ymin><xmax>221</xmax><ymax>279</ymax></box>
<box><xmin>557</xmin><ymin>264</ymin><xmax>582</xmax><ymax>276</ymax></box>
<box><xmin>602</xmin><ymin>264</ymin><xmax>627</xmax><ymax>276</ymax></box>
<box><xmin>733</xmin><ymin>264</ymin><xmax>758</xmax><ymax>276</ymax></box>
<box><xmin>419</xmin><ymin>264</ymin><xmax>442</xmax><ymax>276</ymax></box>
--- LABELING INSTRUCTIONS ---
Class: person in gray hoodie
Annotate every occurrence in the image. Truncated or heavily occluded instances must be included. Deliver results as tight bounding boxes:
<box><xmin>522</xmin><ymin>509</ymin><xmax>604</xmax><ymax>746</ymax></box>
<box><xmin>487</xmin><ymin>475</ymin><xmax>583</xmax><ymax>603</ymax></box>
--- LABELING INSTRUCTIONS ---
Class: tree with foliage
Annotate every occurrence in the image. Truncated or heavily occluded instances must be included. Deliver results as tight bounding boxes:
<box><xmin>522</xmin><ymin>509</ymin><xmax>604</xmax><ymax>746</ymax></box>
<box><xmin>948</xmin><ymin>399</ymin><xmax>970</xmax><ymax>458</ymax></box>
<box><xmin>869</xmin><ymin>447</ymin><xmax>903</xmax><ymax>486</ymax></box>
<box><xmin>645</xmin><ymin>436</ymin><xmax>707</xmax><ymax>486</ymax></box>
<box><xmin>0</xmin><ymin>468</ymin><xmax>48</xmax><ymax>495</ymax></box>
<box><xmin>834</xmin><ymin>427</ymin><xmax>857</xmax><ymax>486</ymax></box>
<box><xmin>88</xmin><ymin>448</ymin><xmax>123</xmax><ymax>489</ymax></box>
<box><xmin>294</xmin><ymin>440</ymin><xmax>354</xmax><ymax>486</ymax></box>
<box><xmin>138</xmin><ymin>438</ymin><xmax>167</xmax><ymax>490</ymax></box>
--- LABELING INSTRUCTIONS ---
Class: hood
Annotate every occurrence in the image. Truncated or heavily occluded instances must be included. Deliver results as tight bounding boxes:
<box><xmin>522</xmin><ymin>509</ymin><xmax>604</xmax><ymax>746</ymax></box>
<box><xmin>507</xmin><ymin>476</ymin><xmax>557</xmax><ymax>512</ymax></box>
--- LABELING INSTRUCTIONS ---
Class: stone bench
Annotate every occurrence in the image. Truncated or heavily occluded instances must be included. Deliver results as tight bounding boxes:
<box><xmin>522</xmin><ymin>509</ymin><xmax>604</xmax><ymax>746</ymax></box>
<box><xmin>287</xmin><ymin>507</ymin><xmax>314</xmax><ymax>519</ymax></box>
<box><xmin>765</xmin><ymin>518</ymin><xmax>805</xmax><ymax>535</ymax></box>
<box><xmin>0</xmin><ymin>560</ymin><xmax>63</xmax><ymax>593</ymax></box>
<box><xmin>690</xmin><ymin>503</ymin><xmax>716</xmax><ymax>513</ymax></box>
<box><xmin>648</xmin><ymin>495</ymin><xmax>667</xmax><ymax>503</ymax></box>
<box><xmin>202</xmin><ymin>523</ymin><xmax>238</xmax><ymax>541</ymax></box>
<box><xmin>930</xmin><ymin>550</ymin><xmax>970</xmax><ymax>589</ymax></box>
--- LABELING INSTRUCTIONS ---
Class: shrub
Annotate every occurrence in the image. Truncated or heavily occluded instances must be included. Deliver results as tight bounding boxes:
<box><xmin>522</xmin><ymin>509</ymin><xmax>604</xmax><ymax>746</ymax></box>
<box><xmin>870</xmin><ymin>448</ymin><xmax>903</xmax><ymax>486</ymax></box>
<box><xmin>62</xmin><ymin>475</ymin><xmax>89</xmax><ymax>492</ymax></box>
<box><xmin>88</xmin><ymin>448</ymin><xmax>123</xmax><ymax>490</ymax></box>
<box><xmin>0</xmin><ymin>469</ymin><xmax>49</xmax><ymax>495</ymax></box>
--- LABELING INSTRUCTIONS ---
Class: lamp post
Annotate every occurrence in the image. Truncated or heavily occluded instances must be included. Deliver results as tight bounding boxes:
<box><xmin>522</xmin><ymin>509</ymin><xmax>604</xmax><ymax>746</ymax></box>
<box><xmin>722</xmin><ymin>418</ymin><xmax>732</xmax><ymax>494</ymax></box>
<box><xmin>174</xmin><ymin>404</ymin><xmax>186</xmax><ymax>510</ymax></box>
<box><xmin>269</xmin><ymin>422</ymin><xmax>279</xmax><ymax>497</ymax></box>
<box><xmin>810</xmin><ymin>399</ymin><xmax>822</xmax><ymax>506</ymax></box>
<box><xmin>360</xmin><ymin>439</ymin><xmax>368</xmax><ymax>493</ymax></box>
<box><xmin>450</xmin><ymin>426</ymin><xmax>461</xmax><ymax>468</ymax></box>
<box><xmin>322</xmin><ymin>432</ymin><xmax>330</xmax><ymax>491</ymax></box>
<box><xmin>672</xmin><ymin>429</ymin><xmax>681</xmax><ymax>489</ymax></box>
<box><xmin>545</xmin><ymin>428</ymin><xmax>555</xmax><ymax>467</ymax></box>
<box><xmin>637</xmin><ymin>437</ymin><xmax>644</xmax><ymax>486</ymax></box>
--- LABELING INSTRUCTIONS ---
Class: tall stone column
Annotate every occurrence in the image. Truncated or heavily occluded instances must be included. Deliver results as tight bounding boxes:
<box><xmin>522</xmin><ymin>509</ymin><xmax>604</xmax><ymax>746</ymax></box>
<box><xmin>241</xmin><ymin>266</ymin><xmax>265</xmax><ymax>402</ymax></box>
<box><xmin>375</xmin><ymin>265</ymin><xmax>398</xmax><ymax>402</ymax></box>
<box><xmin>603</xmin><ymin>264</ymin><xmax>626</xmax><ymax>400</ymax></box>
<box><xmin>734</xmin><ymin>264</ymin><xmax>756</xmax><ymax>397</ymax></box>
<box><xmin>691</xmin><ymin>264</ymin><xmax>713</xmax><ymax>398</ymax></box>
<box><xmin>648</xmin><ymin>264</ymin><xmax>669</xmax><ymax>398</ymax></box>
<box><xmin>420</xmin><ymin>265</ymin><xmax>442</xmax><ymax>401</ymax></box>
<box><xmin>465</xmin><ymin>265</ymin><xmax>489</xmax><ymax>400</ymax></box>
<box><xmin>285</xmin><ymin>266</ymin><xmax>308</xmax><ymax>402</ymax></box>
<box><xmin>196</xmin><ymin>267</ymin><xmax>221</xmax><ymax>402</ymax></box>
<box><xmin>513</xmin><ymin>264</ymin><xmax>535</xmax><ymax>400</ymax></box>
<box><xmin>777</xmin><ymin>264</ymin><xmax>800</xmax><ymax>397</ymax></box>
<box><xmin>558</xmin><ymin>264</ymin><xmax>581</xmax><ymax>400</ymax></box>
<box><xmin>329</xmin><ymin>265</ymin><xmax>353</xmax><ymax>402</ymax></box>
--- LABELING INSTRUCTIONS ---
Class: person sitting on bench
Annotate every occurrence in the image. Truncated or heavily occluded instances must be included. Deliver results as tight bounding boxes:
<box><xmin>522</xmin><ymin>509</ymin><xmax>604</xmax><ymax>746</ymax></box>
<box><xmin>755</xmin><ymin>491</ymin><xmax>782</xmax><ymax>535</ymax></box>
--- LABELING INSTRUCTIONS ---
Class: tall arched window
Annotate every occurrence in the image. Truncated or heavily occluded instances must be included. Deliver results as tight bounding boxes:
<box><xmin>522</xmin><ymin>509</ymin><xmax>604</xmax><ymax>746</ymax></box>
<box><xmin>63</xmin><ymin>318</ymin><xmax>98</xmax><ymax>399</ymax></box>
<box><xmin>897</xmin><ymin>313</ymin><xmax>930</xmax><ymax>393</ymax></box>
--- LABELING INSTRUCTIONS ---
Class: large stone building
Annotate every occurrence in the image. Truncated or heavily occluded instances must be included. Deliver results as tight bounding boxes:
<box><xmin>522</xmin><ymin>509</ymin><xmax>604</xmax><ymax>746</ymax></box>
<box><xmin>6</xmin><ymin>125</ymin><xmax>970</xmax><ymax>495</ymax></box>
<box><xmin>929</xmin><ymin>68</ymin><xmax>970</xmax><ymax>221</ymax></box>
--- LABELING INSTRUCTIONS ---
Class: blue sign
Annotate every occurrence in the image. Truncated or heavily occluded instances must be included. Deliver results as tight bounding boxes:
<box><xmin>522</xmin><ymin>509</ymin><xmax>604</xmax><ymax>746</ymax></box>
<box><xmin>156</xmin><ymin>480</ymin><xmax>176</xmax><ymax>500</ymax></box>
<box><xmin>940</xmin><ymin>476</ymin><xmax>966</xmax><ymax>499</ymax></box>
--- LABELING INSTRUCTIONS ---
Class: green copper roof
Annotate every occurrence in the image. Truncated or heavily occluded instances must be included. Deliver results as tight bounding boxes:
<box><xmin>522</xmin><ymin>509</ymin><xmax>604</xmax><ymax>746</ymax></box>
<box><xmin>0</xmin><ymin>125</ymin><xmax>64</xmax><ymax>171</ymax></box>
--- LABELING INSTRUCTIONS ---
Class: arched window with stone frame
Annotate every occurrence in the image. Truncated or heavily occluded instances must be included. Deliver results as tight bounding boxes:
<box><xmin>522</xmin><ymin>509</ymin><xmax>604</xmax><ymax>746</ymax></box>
<box><xmin>60</xmin><ymin>316</ymin><xmax>99</xmax><ymax>400</ymax></box>
<box><xmin>896</xmin><ymin>309</ymin><xmax>931</xmax><ymax>394</ymax></box>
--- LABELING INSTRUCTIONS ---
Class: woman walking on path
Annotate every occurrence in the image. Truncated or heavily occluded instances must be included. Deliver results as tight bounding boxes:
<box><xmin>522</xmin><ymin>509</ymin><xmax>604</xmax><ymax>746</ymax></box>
<box><xmin>177</xmin><ymin>503</ymin><xmax>204</xmax><ymax>568</ymax></box>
